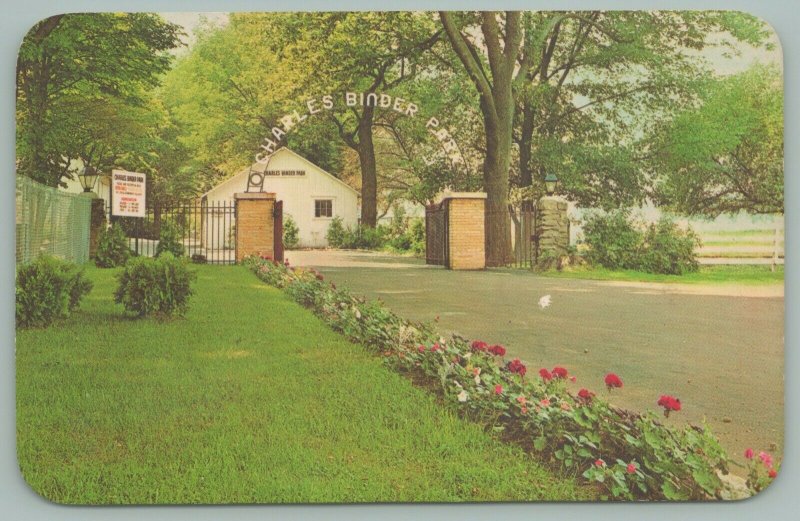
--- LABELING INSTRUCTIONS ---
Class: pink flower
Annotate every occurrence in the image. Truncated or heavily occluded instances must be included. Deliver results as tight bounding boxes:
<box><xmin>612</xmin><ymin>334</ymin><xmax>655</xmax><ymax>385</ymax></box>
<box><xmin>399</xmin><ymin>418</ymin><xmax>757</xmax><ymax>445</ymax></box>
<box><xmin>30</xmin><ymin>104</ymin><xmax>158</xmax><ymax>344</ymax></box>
<box><xmin>570</xmin><ymin>376</ymin><xmax>577</xmax><ymax>382</ymax></box>
<box><xmin>471</xmin><ymin>340</ymin><xmax>488</xmax><ymax>352</ymax></box>
<box><xmin>508</xmin><ymin>358</ymin><xmax>527</xmax><ymax>377</ymax></box>
<box><xmin>521</xmin><ymin>406</ymin><xmax>529</xmax><ymax>414</ymax></box>
<box><xmin>595</xmin><ymin>459</ymin><xmax>605</xmax><ymax>468</ymax></box>
<box><xmin>539</xmin><ymin>398</ymin><xmax>551</xmax><ymax>407</ymax></box>
<box><xmin>744</xmin><ymin>448</ymin><xmax>754</xmax><ymax>460</ymax></box>
<box><xmin>430</xmin><ymin>343</ymin><xmax>441</xmax><ymax>352</ymax></box>
<box><xmin>626</xmin><ymin>463</ymin><xmax>636</xmax><ymax>474</ymax></box>
<box><xmin>516</xmin><ymin>395</ymin><xmax>527</xmax><ymax>405</ymax></box>
<box><xmin>417</xmin><ymin>345</ymin><xmax>426</xmax><ymax>353</ymax></box>
<box><xmin>494</xmin><ymin>384</ymin><xmax>503</xmax><ymax>395</ymax></box>
<box><xmin>552</xmin><ymin>366</ymin><xmax>568</xmax><ymax>379</ymax></box>
<box><xmin>657</xmin><ymin>395</ymin><xmax>681</xmax><ymax>417</ymax></box>
<box><xmin>759</xmin><ymin>451</ymin><xmax>774</xmax><ymax>468</ymax></box>
<box><xmin>488</xmin><ymin>344</ymin><xmax>506</xmax><ymax>356</ymax></box>
<box><xmin>604</xmin><ymin>373</ymin><xmax>623</xmax><ymax>390</ymax></box>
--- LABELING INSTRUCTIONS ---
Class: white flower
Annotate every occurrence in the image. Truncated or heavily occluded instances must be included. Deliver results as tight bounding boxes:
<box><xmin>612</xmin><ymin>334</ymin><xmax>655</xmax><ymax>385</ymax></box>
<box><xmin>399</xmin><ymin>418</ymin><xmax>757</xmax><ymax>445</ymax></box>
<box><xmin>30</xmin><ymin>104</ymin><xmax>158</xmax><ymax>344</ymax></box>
<box><xmin>354</xmin><ymin>308</ymin><xmax>362</xmax><ymax>319</ymax></box>
<box><xmin>538</xmin><ymin>294</ymin><xmax>552</xmax><ymax>309</ymax></box>
<box><xmin>463</xmin><ymin>352</ymin><xmax>472</xmax><ymax>360</ymax></box>
<box><xmin>474</xmin><ymin>375</ymin><xmax>481</xmax><ymax>385</ymax></box>
<box><xmin>457</xmin><ymin>390</ymin><xmax>469</xmax><ymax>402</ymax></box>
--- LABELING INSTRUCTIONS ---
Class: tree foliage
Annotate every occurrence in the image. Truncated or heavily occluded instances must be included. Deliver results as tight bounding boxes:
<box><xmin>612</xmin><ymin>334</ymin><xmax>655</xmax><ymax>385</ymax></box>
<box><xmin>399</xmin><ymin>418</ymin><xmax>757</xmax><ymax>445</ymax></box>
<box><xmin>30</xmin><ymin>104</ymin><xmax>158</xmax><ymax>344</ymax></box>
<box><xmin>16</xmin><ymin>13</ymin><xmax>182</xmax><ymax>186</ymax></box>
<box><xmin>652</xmin><ymin>65</ymin><xmax>783</xmax><ymax>216</ymax></box>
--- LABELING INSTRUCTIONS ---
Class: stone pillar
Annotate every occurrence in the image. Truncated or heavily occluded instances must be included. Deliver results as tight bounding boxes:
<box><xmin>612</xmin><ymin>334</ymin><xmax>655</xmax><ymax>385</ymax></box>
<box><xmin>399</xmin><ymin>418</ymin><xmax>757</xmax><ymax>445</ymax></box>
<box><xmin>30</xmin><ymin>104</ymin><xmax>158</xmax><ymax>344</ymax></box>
<box><xmin>445</xmin><ymin>192</ymin><xmax>486</xmax><ymax>270</ymax></box>
<box><xmin>535</xmin><ymin>196</ymin><xmax>569</xmax><ymax>265</ymax></box>
<box><xmin>234</xmin><ymin>192</ymin><xmax>276</xmax><ymax>263</ymax></box>
<box><xmin>88</xmin><ymin>196</ymin><xmax>107</xmax><ymax>259</ymax></box>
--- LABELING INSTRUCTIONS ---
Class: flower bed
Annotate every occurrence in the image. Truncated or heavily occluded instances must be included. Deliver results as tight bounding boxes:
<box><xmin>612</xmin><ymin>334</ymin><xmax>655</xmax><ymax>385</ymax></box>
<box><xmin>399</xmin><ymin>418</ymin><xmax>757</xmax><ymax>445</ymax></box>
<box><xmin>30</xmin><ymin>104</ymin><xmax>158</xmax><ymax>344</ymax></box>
<box><xmin>244</xmin><ymin>255</ymin><xmax>779</xmax><ymax>500</ymax></box>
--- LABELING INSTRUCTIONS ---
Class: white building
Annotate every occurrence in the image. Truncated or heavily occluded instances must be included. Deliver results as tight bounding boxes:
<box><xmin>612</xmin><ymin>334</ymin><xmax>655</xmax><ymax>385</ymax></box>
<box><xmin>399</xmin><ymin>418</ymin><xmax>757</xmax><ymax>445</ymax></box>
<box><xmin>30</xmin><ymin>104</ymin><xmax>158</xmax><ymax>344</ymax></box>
<box><xmin>201</xmin><ymin>147</ymin><xmax>360</xmax><ymax>248</ymax></box>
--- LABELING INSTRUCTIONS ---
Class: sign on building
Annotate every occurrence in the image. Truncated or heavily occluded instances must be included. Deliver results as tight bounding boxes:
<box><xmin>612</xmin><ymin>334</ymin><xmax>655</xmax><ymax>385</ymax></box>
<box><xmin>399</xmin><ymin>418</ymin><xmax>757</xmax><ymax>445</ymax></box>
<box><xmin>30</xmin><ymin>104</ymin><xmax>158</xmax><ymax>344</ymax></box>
<box><xmin>111</xmin><ymin>169</ymin><xmax>146</xmax><ymax>217</ymax></box>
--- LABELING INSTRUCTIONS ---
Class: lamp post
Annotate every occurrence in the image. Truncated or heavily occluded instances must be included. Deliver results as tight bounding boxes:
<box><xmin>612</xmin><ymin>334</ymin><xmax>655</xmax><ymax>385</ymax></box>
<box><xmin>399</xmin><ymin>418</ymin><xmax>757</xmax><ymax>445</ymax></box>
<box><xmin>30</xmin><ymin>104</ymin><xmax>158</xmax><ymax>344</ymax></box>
<box><xmin>544</xmin><ymin>173</ymin><xmax>559</xmax><ymax>196</ymax></box>
<box><xmin>78</xmin><ymin>165</ymin><xmax>100</xmax><ymax>193</ymax></box>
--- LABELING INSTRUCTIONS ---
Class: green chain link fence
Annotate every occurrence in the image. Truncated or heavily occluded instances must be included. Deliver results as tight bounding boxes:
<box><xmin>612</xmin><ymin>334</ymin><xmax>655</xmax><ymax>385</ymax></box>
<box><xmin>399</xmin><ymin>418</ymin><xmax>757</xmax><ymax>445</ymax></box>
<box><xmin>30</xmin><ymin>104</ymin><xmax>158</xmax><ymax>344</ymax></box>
<box><xmin>16</xmin><ymin>176</ymin><xmax>92</xmax><ymax>265</ymax></box>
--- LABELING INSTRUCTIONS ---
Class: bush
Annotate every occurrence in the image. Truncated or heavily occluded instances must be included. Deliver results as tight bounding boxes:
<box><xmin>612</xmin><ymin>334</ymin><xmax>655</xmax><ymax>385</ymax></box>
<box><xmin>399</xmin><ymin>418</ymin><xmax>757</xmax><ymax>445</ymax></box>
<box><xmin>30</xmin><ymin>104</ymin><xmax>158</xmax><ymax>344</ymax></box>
<box><xmin>582</xmin><ymin>211</ymin><xmax>642</xmax><ymax>270</ymax></box>
<box><xmin>114</xmin><ymin>253</ymin><xmax>196</xmax><ymax>317</ymax></box>
<box><xmin>155</xmin><ymin>221</ymin><xmax>185</xmax><ymax>258</ymax></box>
<box><xmin>326</xmin><ymin>217</ymin><xmax>348</xmax><ymax>248</ymax></box>
<box><xmin>326</xmin><ymin>217</ymin><xmax>386</xmax><ymax>249</ymax></box>
<box><xmin>639</xmin><ymin>218</ymin><xmax>700</xmax><ymax>275</ymax></box>
<box><xmin>95</xmin><ymin>224</ymin><xmax>132</xmax><ymax>268</ymax></box>
<box><xmin>582</xmin><ymin>211</ymin><xmax>699</xmax><ymax>274</ymax></box>
<box><xmin>283</xmin><ymin>215</ymin><xmax>300</xmax><ymax>249</ymax></box>
<box><xmin>16</xmin><ymin>256</ymin><xmax>93</xmax><ymax>328</ymax></box>
<box><xmin>407</xmin><ymin>218</ymin><xmax>426</xmax><ymax>255</ymax></box>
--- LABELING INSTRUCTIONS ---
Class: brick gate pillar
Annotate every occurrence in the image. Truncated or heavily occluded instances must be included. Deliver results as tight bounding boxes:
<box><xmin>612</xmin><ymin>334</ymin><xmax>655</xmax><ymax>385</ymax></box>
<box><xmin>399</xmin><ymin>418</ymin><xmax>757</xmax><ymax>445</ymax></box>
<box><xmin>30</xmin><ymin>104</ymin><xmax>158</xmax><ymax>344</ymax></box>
<box><xmin>535</xmin><ymin>195</ymin><xmax>570</xmax><ymax>266</ymax></box>
<box><xmin>445</xmin><ymin>192</ymin><xmax>487</xmax><ymax>270</ymax></box>
<box><xmin>234</xmin><ymin>192</ymin><xmax>276</xmax><ymax>263</ymax></box>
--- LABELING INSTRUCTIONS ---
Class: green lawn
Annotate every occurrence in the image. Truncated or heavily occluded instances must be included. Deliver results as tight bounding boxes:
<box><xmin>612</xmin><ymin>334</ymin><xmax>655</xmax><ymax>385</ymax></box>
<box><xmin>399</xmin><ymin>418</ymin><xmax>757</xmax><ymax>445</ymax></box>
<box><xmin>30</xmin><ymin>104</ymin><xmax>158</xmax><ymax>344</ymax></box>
<box><xmin>538</xmin><ymin>264</ymin><xmax>784</xmax><ymax>285</ymax></box>
<box><xmin>16</xmin><ymin>265</ymin><xmax>588</xmax><ymax>504</ymax></box>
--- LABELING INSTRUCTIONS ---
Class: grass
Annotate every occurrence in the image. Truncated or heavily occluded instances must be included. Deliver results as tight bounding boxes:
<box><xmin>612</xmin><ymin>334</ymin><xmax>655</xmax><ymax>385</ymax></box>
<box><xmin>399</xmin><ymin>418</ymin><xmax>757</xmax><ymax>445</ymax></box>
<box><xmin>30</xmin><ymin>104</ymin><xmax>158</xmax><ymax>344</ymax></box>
<box><xmin>16</xmin><ymin>265</ymin><xmax>588</xmax><ymax>504</ymax></box>
<box><xmin>538</xmin><ymin>264</ymin><xmax>784</xmax><ymax>285</ymax></box>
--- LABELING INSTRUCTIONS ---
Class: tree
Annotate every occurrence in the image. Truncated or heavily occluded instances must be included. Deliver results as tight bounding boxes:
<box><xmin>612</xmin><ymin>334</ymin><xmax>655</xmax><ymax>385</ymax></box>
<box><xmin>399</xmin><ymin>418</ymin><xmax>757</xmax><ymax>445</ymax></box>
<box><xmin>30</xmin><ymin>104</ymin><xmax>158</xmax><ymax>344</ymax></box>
<box><xmin>16</xmin><ymin>14</ymin><xmax>182</xmax><ymax>186</ymax></box>
<box><xmin>652</xmin><ymin>65</ymin><xmax>783</xmax><ymax>216</ymax></box>
<box><xmin>263</xmin><ymin>12</ymin><xmax>441</xmax><ymax>227</ymax></box>
<box><xmin>439</xmin><ymin>11</ymin><xmax>772</xmax><ymax>265</ymax></box>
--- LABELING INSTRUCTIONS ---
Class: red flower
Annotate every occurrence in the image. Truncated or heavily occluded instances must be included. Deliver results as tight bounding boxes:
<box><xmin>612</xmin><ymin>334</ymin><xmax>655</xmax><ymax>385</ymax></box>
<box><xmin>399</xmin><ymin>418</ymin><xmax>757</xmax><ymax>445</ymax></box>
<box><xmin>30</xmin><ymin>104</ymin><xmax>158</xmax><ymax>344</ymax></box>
<box><xmin>577</xmin><ymin>388</ymin><xmax>595</xmax><ymax>403</ymax></box>
<box><xmin>430</xmin><ymin>343</ymin><xmax>441</xmax><ymax>352</ymax></box>
<box><xmin>626</xmin><ymin>463</ymin><xmax>636</xmax><ymax>474</ymax></box>
<box><xmin>516</xmin><ymin>395</ymin><xmax>527</xmax><ymax>405</ymax></box>
<box><xmin>417</xmin><ymin>345</ymin><xmax>426</xmax><ymax>353</ymax></box>
<box><xmin>471</xmin><ymin>340</ymin><xmax>488</xmax><ymax>352</ymax></box>
<box><xmin>604</xmin><ymin>373</ymin><xmax>623</xmax><ymax>390</ymax></box>
<box><xmin>508</xmin><ymin>358</ymin><xmax>527</xmax><ymax>376</ymax></box>
<box><xmin>768</xmin><ymin>468</ymin><xmax>778</xmax><ymax>479</ymax></box>
<box><xmin>570</xmin><ymin>376</ymin><xmax>577</xmax><ymax>382</ymax></box>
<box><xmin>657</xmin><ymin>395</ymin><xmax>682</xmax><ymax>417</ymax></box>
<box><xmin>539</xmin><ymin>368</ymin><xmax>553</xmax><ymax>381</ymax></box>
<box><xmin>539</xmin><ymin>398</ymin><xmax>551</xmax><ymax>407</ymax></box>
<box><xmin>521</xmin><ymin>406</ymin><xmax>529</xmax><ymax>414</ymax></box>
<box><xmin>744</xmin><ymin>448</ymin><xmax>754</xmax><ymax>460</ymax></box>
<box><xmin>494</xmin><ymin>384</ymin><xmax>503</xmax><ymax>395</ymax></box>
<box><xmin>488</xmin><ymin>344</ymin><xmax>506</xmax><ymax>356</ymax></box>
<box><xmin>595</xmin><ymin>459</ymin><xmax>605</xmax><ymax>468</ymax></box>
<box><xmin>552</xmin><ymin>366</ymin><xmax>568</xmax><ymax>379</ymax></box>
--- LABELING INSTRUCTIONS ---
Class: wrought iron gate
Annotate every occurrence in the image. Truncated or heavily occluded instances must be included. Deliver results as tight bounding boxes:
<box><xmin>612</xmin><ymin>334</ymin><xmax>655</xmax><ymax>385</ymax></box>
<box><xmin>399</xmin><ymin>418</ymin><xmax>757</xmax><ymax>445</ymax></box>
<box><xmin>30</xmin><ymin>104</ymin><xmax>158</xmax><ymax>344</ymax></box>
<box><xmin>425</xmin><ymin>200</ymin><xmax>449</xmax><ymax>266</ymax></box>
<box><xmin>273</xmin><ymin>200</ymin><xmax>284</xmax><ymax>263</ymax></box>
<box><xmin>509</xmin><ymin>204</ymin><xmax>538</xmax><ymax>268</ymax></box>
<box><xmin>109</xmin><ymin>200</ymin><xmax>237</xmax><ymax>264</ymax></box>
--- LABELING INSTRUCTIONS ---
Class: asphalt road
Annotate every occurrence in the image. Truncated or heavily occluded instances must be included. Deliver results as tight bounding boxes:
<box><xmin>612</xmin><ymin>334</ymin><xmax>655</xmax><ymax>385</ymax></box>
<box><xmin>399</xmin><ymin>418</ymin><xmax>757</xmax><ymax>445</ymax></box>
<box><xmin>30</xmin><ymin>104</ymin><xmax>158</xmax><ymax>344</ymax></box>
<box><xmin>288</xmin><ymin>250</ymin><xmax>785</xmax><ymax>465</ymax></box>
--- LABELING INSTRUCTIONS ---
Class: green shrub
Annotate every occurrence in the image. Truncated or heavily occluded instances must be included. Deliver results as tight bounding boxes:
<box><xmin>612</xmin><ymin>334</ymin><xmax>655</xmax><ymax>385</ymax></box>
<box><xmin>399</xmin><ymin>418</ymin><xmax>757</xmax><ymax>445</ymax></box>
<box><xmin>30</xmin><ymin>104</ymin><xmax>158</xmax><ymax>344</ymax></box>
<box><xmin>326</xmin><ymin>217</ymin><xmax>385</xmax><ymax>249</ymax></box>
<box><xmin>16</xmin><ymin>256</ymin><xmax>93</xmax><ymax>328</ymax></box>
<box><xmin>582</xmin><ymin>211</ymin><xmax>700</xmax><ymax>275</ymax></box>
<box><xmin>326</xmin><ymin>217</ymin><xmax>347</xmax><ymax>248</ymax></box>
<box><xmin>114</xmin><ymin>253</ymin><xmax>196</xmax><ymax>317</ymax></box>
<box><xmin>283</xmin><ymin>215</ymin><xmax>300</xmax><ymax>249</ymax></box>
<box><xmin>155</xmin><ymin>221</ymin><xmax>185</xmax><ymax>258</ymax></box>
<box><xmin>639</xmin><ymin>218</ymin><xmax>700</xmax><ymax>275</ymax></box>
<box><xmin>95</xmin><ymin>224</ymin><xmax>132</xmax><ymax>268</ymax></box>
<box><xmin>408</xmin><ymin>218</ymin><xmax>426</xmax><ymax>255</ymax></box>
<box><xmin>582</xmin><ymin>211</ymin><xmax>642</xmax><ymax>270</ymax></box>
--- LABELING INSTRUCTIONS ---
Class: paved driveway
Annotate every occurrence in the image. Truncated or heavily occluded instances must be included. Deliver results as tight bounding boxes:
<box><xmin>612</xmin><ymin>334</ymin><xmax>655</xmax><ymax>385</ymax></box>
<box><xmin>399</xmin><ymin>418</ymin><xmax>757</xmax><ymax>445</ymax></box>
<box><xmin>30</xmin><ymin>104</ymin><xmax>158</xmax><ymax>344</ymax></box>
<box><xmin>288</xmin><ymin>250</ymin><xmax>784</xmax><ymax>463</ymax></box>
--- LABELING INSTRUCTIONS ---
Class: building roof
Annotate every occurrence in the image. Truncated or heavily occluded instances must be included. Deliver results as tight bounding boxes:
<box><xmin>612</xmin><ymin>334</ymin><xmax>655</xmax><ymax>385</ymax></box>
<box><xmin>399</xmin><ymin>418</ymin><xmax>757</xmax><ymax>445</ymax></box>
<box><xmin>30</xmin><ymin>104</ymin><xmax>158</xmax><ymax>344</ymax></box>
<box><xmin>201</xmin><ymin>147</ymin><xmax>359</xmax><ymax>199</ymax></box>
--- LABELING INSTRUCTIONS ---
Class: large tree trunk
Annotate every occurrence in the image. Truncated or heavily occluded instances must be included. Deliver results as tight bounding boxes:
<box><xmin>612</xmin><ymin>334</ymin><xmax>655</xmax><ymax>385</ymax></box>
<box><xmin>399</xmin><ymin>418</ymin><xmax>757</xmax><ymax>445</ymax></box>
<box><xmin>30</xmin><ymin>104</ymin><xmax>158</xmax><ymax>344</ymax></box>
<box><xmin>482</xmin><ymin>92</ymin><xmax>514</xmax><ymax>267</ymax></box>
<box><xmin>518</xmin><ymin>103</ymin><xmax>535</xmax><ymax>188</ymax></box>
<box><xmin>356</xmin><ymin>105</ymin><xmax>378</xmax><ymax>228</ymax></box>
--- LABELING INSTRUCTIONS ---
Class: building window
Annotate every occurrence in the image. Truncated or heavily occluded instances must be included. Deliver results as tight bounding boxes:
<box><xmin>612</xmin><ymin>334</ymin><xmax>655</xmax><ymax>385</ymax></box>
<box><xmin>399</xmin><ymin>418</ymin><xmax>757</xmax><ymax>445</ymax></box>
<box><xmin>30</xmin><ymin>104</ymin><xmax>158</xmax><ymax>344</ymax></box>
<box><xmin>315</xmin><ymin>199</ymin><xmax>333</xmax><ymax>218</ymax></box>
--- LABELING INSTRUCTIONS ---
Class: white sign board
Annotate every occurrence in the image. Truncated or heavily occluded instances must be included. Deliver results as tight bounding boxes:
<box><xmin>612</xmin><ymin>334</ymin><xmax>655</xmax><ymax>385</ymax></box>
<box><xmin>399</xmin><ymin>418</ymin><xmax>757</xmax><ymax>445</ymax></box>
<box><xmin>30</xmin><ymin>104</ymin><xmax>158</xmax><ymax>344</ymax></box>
<box><xmin>111</xmin><ymin>169</ymin><xmax>146</xmax><ymax>217</ymax></box>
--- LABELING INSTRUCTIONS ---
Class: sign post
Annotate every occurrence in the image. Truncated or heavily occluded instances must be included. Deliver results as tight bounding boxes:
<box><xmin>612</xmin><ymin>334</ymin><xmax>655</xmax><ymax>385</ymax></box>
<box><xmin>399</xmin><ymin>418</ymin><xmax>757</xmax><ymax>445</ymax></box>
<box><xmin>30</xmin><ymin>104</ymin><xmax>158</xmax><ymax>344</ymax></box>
<box><xmin>111</xmin><ymin>170</ymin><xmax>146</xmax><ymax>218</ymax></box>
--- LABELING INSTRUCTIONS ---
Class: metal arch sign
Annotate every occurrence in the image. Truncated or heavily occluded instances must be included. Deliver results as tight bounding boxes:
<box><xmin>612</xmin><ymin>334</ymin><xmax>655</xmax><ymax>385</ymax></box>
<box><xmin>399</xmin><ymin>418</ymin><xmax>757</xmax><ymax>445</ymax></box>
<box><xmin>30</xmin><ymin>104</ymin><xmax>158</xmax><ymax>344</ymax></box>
<box><xmin>254</xmin><ymin>91</ymin><xmax>466</xmax><ymax>169</ymax></box>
